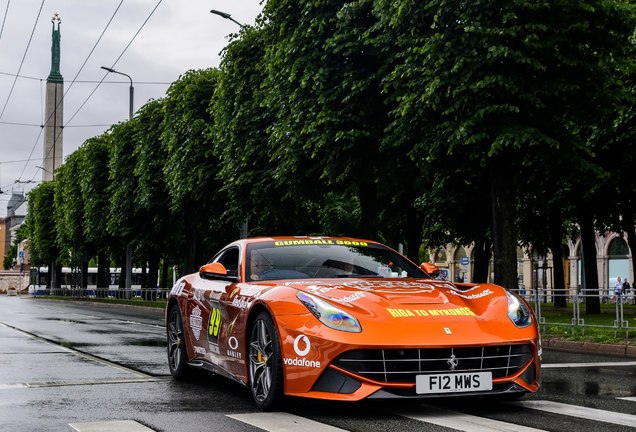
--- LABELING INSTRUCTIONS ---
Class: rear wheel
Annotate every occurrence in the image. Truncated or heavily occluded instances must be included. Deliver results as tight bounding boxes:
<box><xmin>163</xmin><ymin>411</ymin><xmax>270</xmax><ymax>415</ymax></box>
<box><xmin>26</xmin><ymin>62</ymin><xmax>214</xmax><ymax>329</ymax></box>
<box><xmin>167</xmin><ymin>304</ymin><xmax>191</xmax><ymax>379</ymax></box>
<box><xmin>249</xmin><ymin>312</ymin><xmax>284</xmax><ymax>410</ymax></box>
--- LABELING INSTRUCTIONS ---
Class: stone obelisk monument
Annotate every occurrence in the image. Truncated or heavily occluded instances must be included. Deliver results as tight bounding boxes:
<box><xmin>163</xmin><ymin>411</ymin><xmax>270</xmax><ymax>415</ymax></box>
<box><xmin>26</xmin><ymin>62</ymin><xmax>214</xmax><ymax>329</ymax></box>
<box><xmin>42</xmin><ymin>13</ymin><xmax>63</xmax><ymax>182</ymax></box>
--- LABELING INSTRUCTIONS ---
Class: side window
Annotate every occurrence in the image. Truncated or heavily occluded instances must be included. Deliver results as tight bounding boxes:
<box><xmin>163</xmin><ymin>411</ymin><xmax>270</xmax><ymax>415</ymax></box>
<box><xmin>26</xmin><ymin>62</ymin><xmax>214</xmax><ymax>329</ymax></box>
<box><xmin>214</xmin><ymin>247</ymin><xmax>239</xmax><ymax>277</ymax></box>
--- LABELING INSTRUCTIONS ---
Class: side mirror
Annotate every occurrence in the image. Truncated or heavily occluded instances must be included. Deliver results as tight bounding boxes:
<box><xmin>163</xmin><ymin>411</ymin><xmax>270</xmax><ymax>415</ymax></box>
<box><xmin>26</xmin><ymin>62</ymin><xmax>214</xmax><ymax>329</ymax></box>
<box><xmin>199</xmin><ymin>262</ymin><xmax>230</xmax><ymax>280</ymax></box>
<box><xmin>420</xmin><ymin>262</ymin><xmax>440</xmax><ymax>278</ymax></box>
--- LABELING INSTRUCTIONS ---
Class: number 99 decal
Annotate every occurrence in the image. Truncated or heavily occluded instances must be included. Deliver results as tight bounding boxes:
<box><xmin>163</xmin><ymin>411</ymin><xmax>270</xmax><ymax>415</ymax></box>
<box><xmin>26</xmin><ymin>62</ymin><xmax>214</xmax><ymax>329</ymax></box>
<box><xmin>209</xmin><ymin>308</ymin><xmax>221</xmax><ymax>337</ymax></box>
<box><xmin>208</xmin><ymin>300</ymin><xmax>222</xmax><ymax>346</ymax></box>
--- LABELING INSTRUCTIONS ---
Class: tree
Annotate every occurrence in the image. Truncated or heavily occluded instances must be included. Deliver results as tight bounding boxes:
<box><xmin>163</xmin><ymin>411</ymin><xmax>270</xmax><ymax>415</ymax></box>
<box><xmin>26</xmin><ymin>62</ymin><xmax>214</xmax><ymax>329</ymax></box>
<box><xmin>3</xmin><ymin>224</ymin><xmax>27</xmax><ymax>270</ymax></box>
<box><xmin>53</xmin><ymin>151</ymin><xmax>89</xmax><ymax>287</ymax></box>
<box><xmin>377</xmin><ymin>0</ymin><xmax>636</xmax><ymax>292</ymax></box>
<box><xmin>162</xmin><ymin>68</ymin><xmax>233</xmax><ymax>273</ymax></box>
<box><xmin>132</xmin><ymin>98</ymin><xmax>176</xmax><ymax>288</ymax></box>
<box><xmin>263</xmin><ymin>0</ymin><xmax>397</xmax><ymax>239</ymax></box>
<box><xmin>26</xmin><ymin>182</ymin><xmax>60</xmax><ymax>287</ymax></box>
<box><xmin>107</xmin><ymin>121</ymin><xmax>139</xmax><ymax>287</ymax></box>
<box><xmin>80</xmin><ymin>136</ymin><xmax>112</xmax><ymax>289</ymax></box>
<box><xmin>601</xmin><ymin>62</ymin><xmax>636</xmax><ymax>298</ymax></box>
<box><xmin>213</xmin><ymin>27</ymin><xmax>292</xmax><ymax>234</ymax></box>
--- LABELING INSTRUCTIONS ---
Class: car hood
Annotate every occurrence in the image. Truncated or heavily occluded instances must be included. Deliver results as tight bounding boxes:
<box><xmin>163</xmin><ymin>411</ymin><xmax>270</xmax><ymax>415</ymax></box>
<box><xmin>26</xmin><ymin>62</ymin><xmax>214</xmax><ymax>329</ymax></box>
<box><xmin>271</xmin><ymin>278</ymin><xmax>536</xmax><ymax>345</ymax></box>
<box><xmin>285</xmin><ymin>278</ymin><xmax>506</xmax><ymax>319</ymax></box>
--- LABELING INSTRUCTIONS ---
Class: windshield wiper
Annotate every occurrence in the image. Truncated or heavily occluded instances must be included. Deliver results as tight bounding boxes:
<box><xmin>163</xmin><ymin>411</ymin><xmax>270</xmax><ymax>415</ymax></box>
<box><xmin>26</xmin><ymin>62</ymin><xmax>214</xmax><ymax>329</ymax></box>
<box><xmin>331</xmin><ymin>274</ymin><xmax>377</xmax><ymax>278</ymax></box>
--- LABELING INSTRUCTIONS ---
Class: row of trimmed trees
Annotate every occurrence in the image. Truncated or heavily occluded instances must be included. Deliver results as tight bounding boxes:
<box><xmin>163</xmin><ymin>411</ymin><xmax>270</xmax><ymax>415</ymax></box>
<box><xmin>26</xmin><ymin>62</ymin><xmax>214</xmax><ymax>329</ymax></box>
<box><xmin>18</xmin><ymin>0</ymin><xmax>636</xmax><ymax>313</ymax></box>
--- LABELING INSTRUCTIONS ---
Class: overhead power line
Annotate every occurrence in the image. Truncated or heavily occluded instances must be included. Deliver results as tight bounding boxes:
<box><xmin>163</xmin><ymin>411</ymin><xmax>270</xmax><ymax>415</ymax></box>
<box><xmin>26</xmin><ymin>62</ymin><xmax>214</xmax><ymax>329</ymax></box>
<box><xmin>0</xmin><ymin>70</ymin><xmax>170</xmax><ymax>84</ymax></box>
<box><xmin>0</xmin><ymin>0</ymin><xmax>45</xmax><ymax>121</ymax></box>
<box><xmin>0</xmin><ymin>120</ymin><xmax>112</xmax><ymax>128</ymax></box>
<box><xmin>19</xmin><ymin>0</ymin><xmax>165</xmax><ymax>184</ymax></box>
<box><xmin>16</xmin><ymin>0</ymin><xmax>126</xmax><ymax>183</ymax></box>
<box><xmin>65</xmin><ymin>0</ymin><xmax>164</xmax><ymax>127</ymax></box>
<box><xmin>0</xmin><ymin>0</ymin><xmax>10</xmax><ymax>44</ymax></box>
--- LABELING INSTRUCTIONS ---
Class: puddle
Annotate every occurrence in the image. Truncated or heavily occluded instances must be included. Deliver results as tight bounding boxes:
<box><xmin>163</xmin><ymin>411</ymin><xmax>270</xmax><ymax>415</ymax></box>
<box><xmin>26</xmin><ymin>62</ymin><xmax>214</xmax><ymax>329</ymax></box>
<box><xmin>43</xmin><ymin>318</ymin><xmax>86</xmax><ymax>324</ymax></box>
<box><xmin>123</xmin><ymin>338</ymin><xmax>165</xmax><ymax>348</ymax></box>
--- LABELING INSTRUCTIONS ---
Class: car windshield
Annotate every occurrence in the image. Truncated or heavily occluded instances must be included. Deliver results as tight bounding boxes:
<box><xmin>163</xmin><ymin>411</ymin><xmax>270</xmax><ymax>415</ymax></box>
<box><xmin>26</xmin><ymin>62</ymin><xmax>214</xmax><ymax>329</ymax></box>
<box><xmin>246</xmin><ymin>240</ymin><xmax>426</xmax><ymax>282</ymax></box>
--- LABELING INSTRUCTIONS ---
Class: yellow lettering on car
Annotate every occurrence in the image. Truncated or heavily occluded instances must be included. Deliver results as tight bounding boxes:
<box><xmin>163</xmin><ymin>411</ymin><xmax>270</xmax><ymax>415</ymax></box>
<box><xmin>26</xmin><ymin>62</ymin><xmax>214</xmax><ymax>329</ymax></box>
<box><xmin>387</xmin><ymin>307</ymin><xmax>476</xmax><ymax>318</ymax></box>
<box><xmin>273</xmin><ymin>240</ymin><xmax>368</xmax><ymax>247</ymax></box>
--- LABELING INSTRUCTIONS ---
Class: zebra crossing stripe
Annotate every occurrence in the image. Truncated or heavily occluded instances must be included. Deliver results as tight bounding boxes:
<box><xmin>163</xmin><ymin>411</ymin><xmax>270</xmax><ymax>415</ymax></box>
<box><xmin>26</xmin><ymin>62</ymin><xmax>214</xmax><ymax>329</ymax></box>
<box><xmin>511</xmin><ymin>400</ymin><xmax>636</xmax><ymax>428</ymax></box>
<box><xmin>227</xmin><ymin>412</ymin><xmax>348</xmax><ymax>432</ymax></box>
<box><xmin>69</xmin><ymin>420</ymin><xmax>154</xmax><ymax>432</ymax></box>
<box><xmin>618</xmin><ymin>396</ymin><xmax>636</xmax><ymax>402</ymax></box>
<box><xmin>398</xmin><ymin>406</ymin><xmax>546</xmax><ymax>432</ymax></box>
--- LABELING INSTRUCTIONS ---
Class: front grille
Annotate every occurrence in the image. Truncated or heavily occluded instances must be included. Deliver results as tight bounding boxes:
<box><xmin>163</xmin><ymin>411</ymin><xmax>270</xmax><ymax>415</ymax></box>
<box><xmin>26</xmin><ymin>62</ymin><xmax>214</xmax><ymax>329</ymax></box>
<box><xmin>333</xmin><ymin>344</ymin><xmax>533</xmax><ymax>383</ymax></box>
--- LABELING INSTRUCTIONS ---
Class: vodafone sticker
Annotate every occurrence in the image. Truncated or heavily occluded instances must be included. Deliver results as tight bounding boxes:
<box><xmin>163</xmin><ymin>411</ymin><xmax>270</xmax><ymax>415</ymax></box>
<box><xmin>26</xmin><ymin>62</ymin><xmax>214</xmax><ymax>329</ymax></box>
<box><xmin>293</xmin><ymin>335</ymin><xmax>311</xmax><ymax>356</ymax></box>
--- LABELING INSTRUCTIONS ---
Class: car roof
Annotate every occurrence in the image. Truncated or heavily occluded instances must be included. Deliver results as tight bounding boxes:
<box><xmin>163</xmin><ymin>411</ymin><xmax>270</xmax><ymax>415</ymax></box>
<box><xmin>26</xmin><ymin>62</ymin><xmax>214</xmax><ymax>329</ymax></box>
<box><xmin>239</xmin><ymin>236</ymin><xmax>378</xmax><ymax>245</ymax></box>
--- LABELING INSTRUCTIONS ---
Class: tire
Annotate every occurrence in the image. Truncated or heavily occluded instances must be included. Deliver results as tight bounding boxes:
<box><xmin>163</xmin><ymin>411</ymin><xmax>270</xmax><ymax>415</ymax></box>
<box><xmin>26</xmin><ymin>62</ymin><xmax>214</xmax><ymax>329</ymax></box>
<box><xmin>248</xmin><ymin>312</ymin><xmax>284</xmax><ymax>410</ymax></box>
<box><xmin>167</xmin><ymin>304</ymin><xmax>191</xmax><ymax>379</ymax></box>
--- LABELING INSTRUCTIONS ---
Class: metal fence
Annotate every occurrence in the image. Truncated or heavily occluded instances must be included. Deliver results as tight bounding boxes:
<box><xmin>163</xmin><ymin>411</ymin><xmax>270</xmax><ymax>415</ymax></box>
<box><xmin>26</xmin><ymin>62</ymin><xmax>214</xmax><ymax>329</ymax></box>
<box><xmin>30</xmin><ymin>286</ymin><xmax>170</xmax><ymax>302</ymax></box>
<box><xmin>514</xmin><ymin>287</ymin><xmax>634</xmax><ymax>339</ymax></box>
<box><xmin>23</xmin><ymin>284</ymin><xmax>635</xmax><ymax>340</ymax></box>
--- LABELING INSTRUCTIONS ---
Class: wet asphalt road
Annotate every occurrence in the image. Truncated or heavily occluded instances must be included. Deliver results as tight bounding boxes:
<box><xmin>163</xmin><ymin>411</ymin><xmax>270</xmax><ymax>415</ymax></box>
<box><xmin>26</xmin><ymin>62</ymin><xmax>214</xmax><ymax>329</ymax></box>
<box><xmin>0</xmin><ymin>296</ymin><xmax>635</xmax><ymax>432</ymax></box>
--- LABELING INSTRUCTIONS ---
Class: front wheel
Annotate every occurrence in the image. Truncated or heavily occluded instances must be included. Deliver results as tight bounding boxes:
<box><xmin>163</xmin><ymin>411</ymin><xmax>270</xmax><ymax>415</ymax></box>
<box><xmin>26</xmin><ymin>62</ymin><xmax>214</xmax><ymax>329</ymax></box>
<box><xmin>248</xmin><ymin>312</ymin><xmax>284</xmax><ymax>410</ymax></box>
<box><xmin>167</xmin><ymin>304</ymin><xmax>191</xmax><ymax>379</ymax></box>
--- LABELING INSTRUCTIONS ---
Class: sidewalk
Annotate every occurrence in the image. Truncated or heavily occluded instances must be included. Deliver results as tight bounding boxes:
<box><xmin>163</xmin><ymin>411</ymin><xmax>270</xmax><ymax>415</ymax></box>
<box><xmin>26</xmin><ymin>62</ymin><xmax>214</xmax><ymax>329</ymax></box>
<box><xmin>544</xmin><ymin>338</ymin><xmax>636</xmax><ymax>358</ymax></box>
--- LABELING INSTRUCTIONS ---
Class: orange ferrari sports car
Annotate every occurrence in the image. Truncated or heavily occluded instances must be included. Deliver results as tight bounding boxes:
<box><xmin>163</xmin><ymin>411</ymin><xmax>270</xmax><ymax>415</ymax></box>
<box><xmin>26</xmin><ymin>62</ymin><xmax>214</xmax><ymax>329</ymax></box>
<box><xmin>166</xmin><ymin>237</ymin><xmax>541</xmax><ymax>410</ymax></box>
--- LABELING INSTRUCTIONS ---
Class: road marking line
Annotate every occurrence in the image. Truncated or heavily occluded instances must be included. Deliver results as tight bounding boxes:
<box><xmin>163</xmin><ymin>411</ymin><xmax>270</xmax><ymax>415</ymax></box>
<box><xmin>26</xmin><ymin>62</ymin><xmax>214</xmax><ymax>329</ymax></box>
<box><xmin>228</xmin><ymin>412</ymin><xmax>348</xmax><ymax>432</ymax></box>
<box><xmin>0</xmin><ymin>384</ymin><xmax>27</xmax><ymax>389</ymax></box>
<box><xmin>398</xmin><ymin>406</ymin><xmax>546</xmax><ymax>432</ymax></box>
<box><xmin>69</xmin><ymin>420</ymin><xmax>155</xmax><ymax>432</ymax></box>
<box><xmin>510</xmin><ymin>400</ymin><xmax>636</xmax><ymax>428</ymax></box>
<box><xmin>617</xmin><ymin>396</ymin><xmax>636</xmax><ymax>402</ymax></box>
<box><xmin>0</xmin><ymin>322</ymin><xmax>154</xmax><ymax>378</ymax></box>
<box><xmin>0</xmin><ymin>377</ymin><xmax>165</xmax><ymax>390</ymax></box>
<box><xmin>542</xmin><ymin>362</ymin><xmax>636</xmax><ymax>368</ymax></box>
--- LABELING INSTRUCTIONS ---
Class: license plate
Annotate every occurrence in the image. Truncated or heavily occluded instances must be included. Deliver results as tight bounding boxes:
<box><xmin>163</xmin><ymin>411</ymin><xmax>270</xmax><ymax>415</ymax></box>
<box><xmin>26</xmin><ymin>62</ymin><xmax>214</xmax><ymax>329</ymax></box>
<box><xmin>416</xmin><ymin>372</ymin><xmax>492</xmax><ymax>394</ymax></box>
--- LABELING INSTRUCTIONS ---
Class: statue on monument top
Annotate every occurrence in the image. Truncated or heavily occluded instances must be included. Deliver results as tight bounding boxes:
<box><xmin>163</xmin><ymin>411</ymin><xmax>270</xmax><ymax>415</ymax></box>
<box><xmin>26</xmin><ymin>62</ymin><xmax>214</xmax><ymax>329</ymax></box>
<box><xmin>48</xmin><ymin>13</ymin><xmax>63</xmax><ymax>83</ymax></box>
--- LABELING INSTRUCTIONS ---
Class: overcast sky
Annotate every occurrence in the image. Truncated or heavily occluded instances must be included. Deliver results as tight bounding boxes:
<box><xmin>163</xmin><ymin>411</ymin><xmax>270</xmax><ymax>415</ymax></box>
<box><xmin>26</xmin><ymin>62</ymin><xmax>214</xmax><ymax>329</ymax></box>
<box><xmin>0</xmin><ymin>0</ymin><xmax>264</xmax><ymax>216</ymax></box>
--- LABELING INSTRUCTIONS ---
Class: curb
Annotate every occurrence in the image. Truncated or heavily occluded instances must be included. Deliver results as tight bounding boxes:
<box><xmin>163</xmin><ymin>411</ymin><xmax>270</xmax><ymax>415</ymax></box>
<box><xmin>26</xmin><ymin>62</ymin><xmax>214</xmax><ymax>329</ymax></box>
<box><xmin>545</xmin><ymin>338</ymin><xmax>636</xmax><ymax>358</ymax></box>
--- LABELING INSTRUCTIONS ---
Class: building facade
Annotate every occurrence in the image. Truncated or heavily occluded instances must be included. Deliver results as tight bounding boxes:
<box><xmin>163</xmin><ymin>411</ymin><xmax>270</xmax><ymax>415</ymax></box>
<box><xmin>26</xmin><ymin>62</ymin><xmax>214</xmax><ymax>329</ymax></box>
<box><xmin>0</xmin><ymin>218</ymin><xmax>7</xmax><ymax>270</ymax></box>
<box><xmin>431</xmin><ymin>232</ymin><xmax>632</xmax><ymax>299</ymax></box>
<box><xmin>0</xmin><ymin>192</ymin><xmax>26</xmax><ymax>270</ymax></box>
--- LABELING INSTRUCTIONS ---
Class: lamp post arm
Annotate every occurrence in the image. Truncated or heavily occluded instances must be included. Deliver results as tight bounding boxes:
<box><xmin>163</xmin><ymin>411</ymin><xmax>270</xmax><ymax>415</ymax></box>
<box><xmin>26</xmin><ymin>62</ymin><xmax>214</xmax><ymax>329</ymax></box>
<box><xmin>210</xmin><ymin>9</ymin><xmax>246</xmax><ymax>29</ymax></box>
<box><xmin>100</xmin><ymin>66</ymin><xmax>134</xmax><ymax>119</ymax></box>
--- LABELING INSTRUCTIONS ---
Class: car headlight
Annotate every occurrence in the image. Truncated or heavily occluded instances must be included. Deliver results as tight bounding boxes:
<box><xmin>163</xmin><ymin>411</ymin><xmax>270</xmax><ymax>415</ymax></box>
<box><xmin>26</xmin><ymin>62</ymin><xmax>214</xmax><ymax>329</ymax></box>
<box><xmin>297</xmin><ymin>292</ymin><xmax>362</xmax><ymax>333</ymax></box>
<box><xmin>506</xmin><ymin>291</ymin><xmax>532</xmax><ymax>328</ymax></box>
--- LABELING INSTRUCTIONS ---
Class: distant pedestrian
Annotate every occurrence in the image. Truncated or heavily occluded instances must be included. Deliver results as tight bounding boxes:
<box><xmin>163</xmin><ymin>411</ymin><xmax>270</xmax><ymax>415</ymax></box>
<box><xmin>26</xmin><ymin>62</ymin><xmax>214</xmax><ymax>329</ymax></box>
<box><xmin>614</xmin><ymin>276</ymin><xmax>623</xmax><ymax>302</ymax></box>
<box><xmin>623</xmin><ymin>279</ymin><xmax>632</xmax><ymax>304</ymax></box>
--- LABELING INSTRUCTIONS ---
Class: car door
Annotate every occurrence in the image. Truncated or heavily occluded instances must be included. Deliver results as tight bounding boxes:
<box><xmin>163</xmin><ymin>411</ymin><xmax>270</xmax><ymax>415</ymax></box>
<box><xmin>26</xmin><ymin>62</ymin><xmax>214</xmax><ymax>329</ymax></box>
<box><xmin>192</xmin><ymin>246</ymin><xmax>240</xmax><ymax>364</ymax></box>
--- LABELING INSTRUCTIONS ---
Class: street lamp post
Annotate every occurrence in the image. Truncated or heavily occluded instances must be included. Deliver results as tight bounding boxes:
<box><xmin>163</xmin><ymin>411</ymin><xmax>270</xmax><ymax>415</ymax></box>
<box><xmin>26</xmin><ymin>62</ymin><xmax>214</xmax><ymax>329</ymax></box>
<box><xmin>101</xmin><ymin>66</ymin><xmax>134</xmax><ymax>294</ymax></box>
<box><xmin>35</xmin><ymin>165</ymin><xmax>54</xmax><ymax>176</ymax></box>
<box><xmin>101</xmin><ymin>66</ymin><xmax>134</xmax><ymax>120</ymax></box>
<box><xmin>210</xmin><ymin>9</ymin><xmax>249</xmax><ymax>238</ymax></box>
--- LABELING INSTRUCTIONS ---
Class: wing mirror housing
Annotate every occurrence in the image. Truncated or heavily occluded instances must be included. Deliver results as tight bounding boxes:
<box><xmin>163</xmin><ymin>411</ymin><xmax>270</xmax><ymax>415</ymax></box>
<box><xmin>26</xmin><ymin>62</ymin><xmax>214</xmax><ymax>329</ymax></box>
<box><xmin>420</xmin><ymin>262</ymin><xmax>440</xmax><ymax>279</ymax></box>
<box><xmin>199</xmin><ymin>262</ymin><xmax>236</xmax><ymax>281</ymax></box>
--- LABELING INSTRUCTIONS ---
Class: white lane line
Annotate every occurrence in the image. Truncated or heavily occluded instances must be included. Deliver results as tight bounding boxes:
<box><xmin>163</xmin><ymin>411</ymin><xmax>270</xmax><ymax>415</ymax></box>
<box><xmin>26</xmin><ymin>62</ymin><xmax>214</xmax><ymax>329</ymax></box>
<box><xmin>398</xmin><ymin>406</ymin><xmax>546</xmax><ymax>432</ymax></box>
<box><xmin>69</xmin><ymin>420</ymin><xmax>155</xmax><ymax>432</ymax></box>
<box><xmin>228</xmin><ymin>412</ymin><xmax>348</xmax><ymax>432</ymax></box>
<box><xmin>69</xmin><ymin>312</ymin><xmax>164</xmax><ymax>330</ymax></box>
<box><xmin>0</xmin><ymin>384</ymin><xmax>27</xmax><ymax>390</ymax></box>
<box><xmin>0</xmin><ymin>322</ymin><xmax>153</xmax><ymax>378</ymax></box>
<box><xmin>618</xmin><ymin>396</ymin><xmax>636</xmax><ymax>402</ymax></box>
<box><xmin>510</xmin><ymin>400</ymin><xmax>636</xmax><ymax>428</ymax></box>
<box><xmin>0</xmin><ymin>377</ymin><xmax>164</xmax><ymax>390</ymax></box>
<box><xmin>542</xmin><ymin>362</ymin><xmax>636</xmax><ymax>368</ymax></box>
